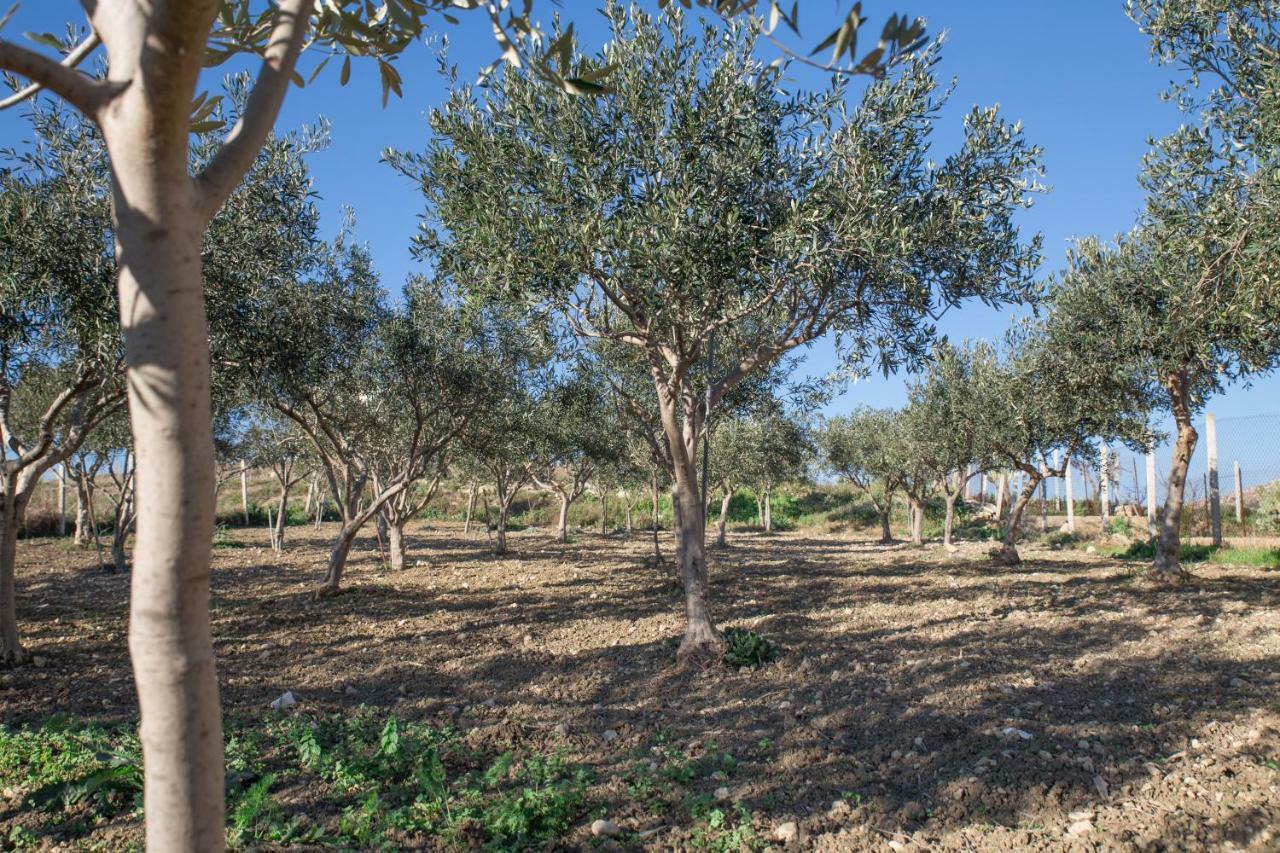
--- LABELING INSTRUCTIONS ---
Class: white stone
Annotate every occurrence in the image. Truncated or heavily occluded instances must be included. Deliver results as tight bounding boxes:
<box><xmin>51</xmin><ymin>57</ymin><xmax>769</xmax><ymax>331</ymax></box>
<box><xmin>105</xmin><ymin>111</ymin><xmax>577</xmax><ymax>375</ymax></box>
<box><xmin>773</xmin><ymin>822</ymin><xmax>798</xmax><ymax>843</ymax></box>
<box><xmin>590</xmin><ymin>819</ymin><xmax>621</xmax><ymax>837</ymax></box>
<box><xmin>269</xmin><ymin>690</ymin><xmax>297</xmax><ymax>711</ymax></box>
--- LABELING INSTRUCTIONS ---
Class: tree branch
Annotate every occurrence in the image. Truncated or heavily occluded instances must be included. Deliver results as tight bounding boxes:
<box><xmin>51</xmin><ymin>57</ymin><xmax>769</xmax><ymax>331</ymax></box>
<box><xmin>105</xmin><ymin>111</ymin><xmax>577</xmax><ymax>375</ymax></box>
<box><xmin>0</xmin><ymin>31</ymin><xmax>101</xmax><ymax>111</ymax></box>
<box><xmin>0</xmin><ymin>34</ymin><xmax>111</xmax><ymax>116</ymax></box>
<box><xmin>195</xmin><ymin>0</ymin><xmax>314</xmax><ymax>220</ymax></box>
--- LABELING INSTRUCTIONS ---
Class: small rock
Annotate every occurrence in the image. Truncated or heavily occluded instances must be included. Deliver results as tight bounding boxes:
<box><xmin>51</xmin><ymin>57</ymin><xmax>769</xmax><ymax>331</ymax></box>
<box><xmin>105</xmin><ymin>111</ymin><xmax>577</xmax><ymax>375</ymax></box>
<box><xmin>1077</xmin><ymin>739</ymin><xmax>1090</xmax><ymax>751</ymax></box>
<box><xmin>1068</xmin><ymin>810</ymin><xmax>1094</xmax><ymax>822</ymax></box>
<box><xmin>268</xmin><ymin>690</ymin><xmax>297</xmax><ymax>711</ymax></box>
<box><xmin>31</xmin><ymin>655</ymin><xmax>48</xmax><ymax>668</ymax></box>
<box><xmin>552</xmin><ymin>723</ymin><xmax>567</xmax><ymax>736</ymax></box>
<box><xmin>778</xmin><ymin>700</ymin><xmax>792</xmax><ymax>710</ymax></box>
<box><xmin>773</xmin><ymin>821</ymin><xmax>798</xmax><ymax>843</ymax></box>
<box><xmin>343</xmin><ymin>685</ymin><xmax>358</xmax><ymax>697</ymax></box>
<box><xmin>1067</xmin><ymin>819</ymin><xmax>1093</xmax><ymax>837</ymax></box>
<box><xmin>1002</xmin><ymin>727</ymin><xmax>1034</xmax><ymax>740</ymax></box>
<box><xmin>1086</xmin><ymin>545</ymin><xmax>1097</xmax><ymax>554</ymax></box>
<box><xmin>602</xmin><ymin>729</ymin><xmax>618</xmax><ymax>743</ymax></box>
<box><xmin>715</xmin><ymin>786</ymin><xmax>731</xmax><ymax>801</ymax></box>
<box><xmin>1229</xmin><ymin>677</ymin><xmax>1246</xmax><ymax>688</ymax></box>
<box><xmin>829</xmin><ymin>799</ymin><xmax>851</xmax><ymax>817</ymax></box>
<box><xmin>739</xmin><ymin>666</ymin><xmax>751</xmax><ymax>675</ymax></box>
<box><xmin>590</xmin><ymin>819</ymin><xmax>621</xmax><ymax>838</ymax></box>
<box><xmin>888</xmin><ymin>842</ymin><xmax>906</xmax><ymax>852</ymax></box>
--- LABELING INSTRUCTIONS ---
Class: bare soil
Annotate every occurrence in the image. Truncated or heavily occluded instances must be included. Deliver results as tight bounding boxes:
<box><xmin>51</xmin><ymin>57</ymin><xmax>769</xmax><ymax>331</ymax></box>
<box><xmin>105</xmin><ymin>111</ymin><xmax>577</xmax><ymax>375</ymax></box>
<box><xmin>2</xmin><ymin>522</ymin><xmax>1278</xmax><ymax>851</ymax></box>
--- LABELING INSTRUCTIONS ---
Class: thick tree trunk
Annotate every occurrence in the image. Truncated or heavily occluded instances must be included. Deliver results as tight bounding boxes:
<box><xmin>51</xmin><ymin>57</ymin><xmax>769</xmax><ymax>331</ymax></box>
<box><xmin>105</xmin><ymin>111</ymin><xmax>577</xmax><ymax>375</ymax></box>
<box><xmin>878</xmin><ymin>506</ymin><xmax>893</xmax><ymax>544</ymax></box>
<box><xmin>997</xmin><ymin>475</ymin><xmax>1040</xmax><ymax>565</ymax></box>
<box><xmin>909</xmin><ymin>498</ymin><xmax>925</xmax><ymax>545</ymax></box>
<box><xmin>763</xmin><ymin>489</ymin><xmax>773</xmax><ymax>533</ymax></box>
<box><xmin>108</xmin><ymin>138</ymin><xmax>225</xmax><ymax>851</ymax></box>
<box><xmin>1153</xmin><ymin>396</ymin><xmax>1197</xmax><ymax>585</ymax></box>
<box><xmin>0</xmin><ymin>493</ymin><xmax>27</xmax><ymax>665</ymax></box>
<box><xmin>715</xmin><ymin>489</ymin><xmax>732</xmax><ymax>547</ymax></box>
<box><xmin>672</xmin><ymin>471</ymin><xmax>721</xmax><ymax>663</ymax></box>
<box><xmin>322</xmin><ymin>523</ymin><xmax>360</xmax><ymax>592</ymax></box>
<box><xmin>494</xmin><ymin>503</ymin><xmax>509</xmax><ymax>555</ymax></box>
<box><xmin>388</xmin><ymin>522</ymin><xmax>406</xmax><ymax>572</ymax></box>
<box><xmin>556</xmin><ymin>492</ymin><xmax>570</xmax><ymax>543</ymax></box>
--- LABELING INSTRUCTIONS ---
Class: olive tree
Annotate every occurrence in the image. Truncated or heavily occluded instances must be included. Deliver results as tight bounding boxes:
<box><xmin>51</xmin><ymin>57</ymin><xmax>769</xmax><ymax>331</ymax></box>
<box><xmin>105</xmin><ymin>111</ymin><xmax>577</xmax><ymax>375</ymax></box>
<box><xmin>819</xmin><ymin>408</ymin><xmax>911</xmax><ymax>544</ymax></box>
<box><xmin>968</xmin><ymin>329</ymin><xmax>1153</xmax><ymax>565</ymax></box>
<box><xmin>401</xmin><ymin>7</ymin><xmax>1042</xmax><ymax>660</ymax></box>
<box><xmin>263</xmin><ymin>243</ymin><xmax>490</xmax><ymax>592</ymax></box>
<box><xmin>1044</xmin><ymin>2</ymin><xmax>1280</xmax><ymax>582</ymax></box>
<box><xmin>900</xmin><ymin>344</ymin><xmax>989</xmax><ymax>546</ymax></box>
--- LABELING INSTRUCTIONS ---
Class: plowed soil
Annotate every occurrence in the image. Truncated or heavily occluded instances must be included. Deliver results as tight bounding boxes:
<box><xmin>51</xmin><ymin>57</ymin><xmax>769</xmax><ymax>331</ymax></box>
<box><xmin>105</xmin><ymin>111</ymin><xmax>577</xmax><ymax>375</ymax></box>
<box><xmin>3</xmin><ymin>522</ymin><xmax>1278</xmax><ymax>851</ymax></box>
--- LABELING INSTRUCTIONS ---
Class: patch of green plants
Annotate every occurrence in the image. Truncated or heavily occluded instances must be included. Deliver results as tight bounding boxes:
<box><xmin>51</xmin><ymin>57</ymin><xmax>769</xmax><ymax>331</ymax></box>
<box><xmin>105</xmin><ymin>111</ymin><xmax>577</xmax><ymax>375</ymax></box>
<box><xmin>1</xmin><ymin>710</ymin><xmax>592</xmax><ymax>849</ymax></box>
<box><xmin>689</xmin><ymin>799</ymin><xmax>761</xmax><ymax>852</ymax></box>
<box><xmin>211</xmin><ymin>524</ymin><xmax>244</xmax><ymax>549</ymax></box>
<box><xmin>1104</xmin><ymin>539</ymin><xmax>1279</xmax><ymax>568</ymax></box>
<box><xmin>721</xmin><ymin>627</ymin><xmax>777</xmax><ymax>669</ymax></box>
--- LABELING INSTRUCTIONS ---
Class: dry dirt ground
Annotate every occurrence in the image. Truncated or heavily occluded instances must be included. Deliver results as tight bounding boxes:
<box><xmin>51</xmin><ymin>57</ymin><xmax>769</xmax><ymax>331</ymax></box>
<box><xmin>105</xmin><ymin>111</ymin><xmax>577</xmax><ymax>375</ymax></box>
<box><xmin>2</xmin><ymin>522</ymin><xmax>1279</xmax><ymax>851</ymax></box>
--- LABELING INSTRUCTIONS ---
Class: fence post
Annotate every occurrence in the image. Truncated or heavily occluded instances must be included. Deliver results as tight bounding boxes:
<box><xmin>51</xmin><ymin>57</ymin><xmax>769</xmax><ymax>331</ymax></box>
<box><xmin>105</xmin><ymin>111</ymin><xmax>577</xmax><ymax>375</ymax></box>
<box><xmin>240</xmin><ymin>458</ymin><xmax>250</xmax><ymax>526</ymax></box>
<box><xmin>1100</xmin><ymin>445</ymin><xmax>1111</xmax><ymax>528</ymax></box>
<box><xmin>1145</xmin><ymin>451</ymin><xmax>1157</xmax><ymax>533</ymax></box>
<box><xmin>1207</xmin><ymin>413</ymin><xmax>1222</xmax><ymax>547</ymax></box>
<box><xmin>57</xmin><ymin>463</ymin><xmax>67</xmax><ymax>537</ymax></box>
<box><xmin>1064</xmin><ymin>456</ymin><xmax>1075</xmax><ymax>533</ymax></box>
<box><xmin>1234</xmin><ymin>461</ymin><xmax>1244</xmax><ymax>525</ymax></box>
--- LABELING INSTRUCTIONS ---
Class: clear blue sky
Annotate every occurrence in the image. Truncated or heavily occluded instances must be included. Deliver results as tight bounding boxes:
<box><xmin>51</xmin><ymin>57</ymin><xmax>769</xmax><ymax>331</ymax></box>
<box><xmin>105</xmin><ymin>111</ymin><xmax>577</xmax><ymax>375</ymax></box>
<box><xmin>3</xmin><ymin>2</ymin><xmax>1277</xmax><ymax>491</ymax></box>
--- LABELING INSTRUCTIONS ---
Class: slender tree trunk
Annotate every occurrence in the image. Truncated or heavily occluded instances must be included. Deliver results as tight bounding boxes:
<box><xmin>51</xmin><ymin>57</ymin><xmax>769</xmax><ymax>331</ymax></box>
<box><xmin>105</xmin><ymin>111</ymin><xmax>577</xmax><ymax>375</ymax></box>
<box><xmin>111</xmin><ymin>527</ymin><xmax>129</xmax><ymax>575</ymax></box>
<box><xmin>0</xmin><ymin>491</ymin><xmax>28</xmax><ymax>664</ymax></box>
<box><xmin>672</xmin><ymin>468</ymin><xmax>720</xmax><ymax>663</ymax></box>
<box><xmin>943</xmin><ymin>491</ymin><xmax>959</xmax><ymax>546</ymax></box>
<box><xmin>107</xmin><ymin>115</ymin><xmax>225</xmax><ymax>851</ymax></box>
<box><xmin>556</xmin><ymin>492</ymin><xmax>570</xmax><ymax>544</ymax></box>
<box><xmin>625</xmin><ymin>499</ymin><xmax>633</xmax><ymax>533</ymax></box>
<box><xmin>994</xmin><ymin>472</ymin><xmax>1008</xmax><ymax>521</ymax></box>
<box><xmin>274</xmin><ymin>484</ymin><xmax>290</xmax><ymax>549</ymax></box>
<box><xmin>599</xmin><ymin>492</ymin><xmax>608</xmax><ymax>534</ymax></box>
<box><xmin>755</xmin><ymin>494</ymin><xmax>763</xmax><ymax>527</ymax></box>
<box><xmin>58</xmin><ymin>466</ymin><xmax>67</xmax><ymax>537</ymax></box>
<box><xmin>1153</xmin><ymin>387</ymin><xmax>1197</xmax><ymax>584</ymax></box>
<box><xmin>909</xmin><ymin>497</ymin><xmax>925</xmax><ymax>545</ymax></box>
<box><xmin>463</xmin><ymin>483</ymin><xmax>476</xmax><ymax>534</ymax></box>
<box><xmin>303</xmin><ymin>477</ymin><xmax>314</xmax><ymax>515</ymax></box>
<box><xmin>650</xmin><ymin>469</ymin><xmax>661</xmax><ymax>567</ymax></box>
<box><xmin>388</xmin><ymin>522</ymin><xmax>406</xmax><ymax>572</ymax></box>
<box><xmin>997</xmin><ymin>474</ymin><xmax>1041</xmax><ymax>565</ymax></box>
<box><xmin>74</xmin><ymin>476</ymin><xmax>90</xmax><ymax>546</ymax></box>
<box><xmin>715</xmin><ymin>489</ymin><xmax>732</xmax><ymax>548</ymax></box>
<box><xmin>763</xmin><ymin>489</ymin><xmax>773</xmax><ymax>533</ymax></box>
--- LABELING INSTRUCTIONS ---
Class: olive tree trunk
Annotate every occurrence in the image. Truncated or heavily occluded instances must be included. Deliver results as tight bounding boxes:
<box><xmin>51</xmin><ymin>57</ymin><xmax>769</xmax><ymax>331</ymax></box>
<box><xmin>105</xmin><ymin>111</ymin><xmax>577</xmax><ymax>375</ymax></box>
<box><xmin>714</xmin><ymin>488</ymin><xmax>732</xmax><ymax>547</ymax></box>
<box><xmin>0</xmin><ymin>491</ymin><xmax>29</xmax><ymax>664</ymax></box>
<box><xmin>763</xmin><ymin>489</ymin><xmax>772</xmax><ymax>533</ymax></box>
<box><xmin>943</xmin><ymin>490</ymin><xmax>960</xmax><ymax>546</ymax></box>
<box><xmin>996</xmin><ymin>472</ymin><xmax>1041</xmax><ymax>565</ymax></box>
<box><xmin>909</xmin><ymin>497</ymin><xmax>925</xmax><ymax>545</ymax></box>
<box><xmin>1153</xmin><ymin>381</ymin><xmax>1197</xmax><ymax>584</ymax></box>
<box><xmin>671</xmin><ymin>467</ymin><xmax>719</xmax><ymax>661</ymax></box>
<box><xmin>387</xmin><ymin>521</ymin><xmax>406</xmax><ymax>572</ymax></box>
<box><xmin>556</xmin><ymin>492</ymin><xmax>571</xmax><ymax>543</ymax></box>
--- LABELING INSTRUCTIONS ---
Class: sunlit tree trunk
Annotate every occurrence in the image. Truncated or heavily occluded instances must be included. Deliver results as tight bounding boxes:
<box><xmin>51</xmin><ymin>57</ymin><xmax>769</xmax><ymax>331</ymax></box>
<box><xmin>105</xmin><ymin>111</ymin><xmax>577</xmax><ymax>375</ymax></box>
<box><xmin>0</xmin><ymin>489</ymin><xmax>29</xmax><ymax>664</ymax></box>
<box><xmin>763</xmin><ymin>488</ymin><xmax>772</xmax><ymax>533</ymax></box>
<box><xmin>909</xmin><ymin>497</ymin><xmax>925</xmax><ymax>545</ymax></box>
<box><xmin>463</xmin><ymin>482</ymin><xmax>476</xmax><ymax>534</ymax></box>
<box><xmin>715</xmin><ymin>488</ymin><xmax>732</xmax><ymax>547</ymax></box>
<box><xmin>556</xmin><ymin>492</ymin><xmax>570</xmax><ymax>543</ymax></box>
<box><xmin>387</xmin><ymin>521</ymin><xmax>406</xmax><ymax>571</ymax></box>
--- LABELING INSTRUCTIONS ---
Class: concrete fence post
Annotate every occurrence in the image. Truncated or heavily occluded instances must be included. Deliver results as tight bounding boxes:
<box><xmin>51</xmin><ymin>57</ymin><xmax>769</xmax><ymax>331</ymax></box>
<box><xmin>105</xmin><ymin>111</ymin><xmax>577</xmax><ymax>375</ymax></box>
<box><xmin>1207</xmin><ymin>413</ymin><xmax>1222</xmax><ymax>547</ymax></box>
<box><xmin>1234</xmin><ymin>461</ymin><xmax>1244</xmax><ymax>525</ymax></box>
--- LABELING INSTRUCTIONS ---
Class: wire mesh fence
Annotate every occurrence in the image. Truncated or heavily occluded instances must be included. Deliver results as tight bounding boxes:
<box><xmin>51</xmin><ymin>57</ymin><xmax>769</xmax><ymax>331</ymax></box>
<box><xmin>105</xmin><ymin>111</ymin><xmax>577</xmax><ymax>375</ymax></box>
<box><xmin>966</xmin><ymin>411</ymin><xmax>1280</xmax><ymax>542</ymax></box>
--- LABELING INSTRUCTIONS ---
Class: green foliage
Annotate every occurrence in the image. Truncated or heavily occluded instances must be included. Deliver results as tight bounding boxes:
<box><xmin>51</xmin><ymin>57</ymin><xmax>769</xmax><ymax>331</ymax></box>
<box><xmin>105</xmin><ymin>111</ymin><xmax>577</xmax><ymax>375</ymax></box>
<box><xmin>0</xmin><ymin>711</ymin><xmax>591</xmax><ymax>849</ymax></box>
<box><xmin>722</xmin><ymin>627</ymin><xmax>777</xmax><ymax>669</ymax></box>
<box><xmin>1109</xmin><ymin>540</ymin><xmax>1280</xmax><ymax>568</ymax></box>
<box><xmin>1256</xmin><ymin>481</ymin><xmax>1280</xmax><ymax>533</ymax></box>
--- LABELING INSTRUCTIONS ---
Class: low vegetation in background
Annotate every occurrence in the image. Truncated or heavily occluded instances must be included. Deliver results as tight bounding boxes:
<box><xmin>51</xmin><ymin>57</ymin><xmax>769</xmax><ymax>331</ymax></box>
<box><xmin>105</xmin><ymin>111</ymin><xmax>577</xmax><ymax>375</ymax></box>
<box><xmin>1</xmin><ymin>711</ymin><xmax>591</xmax><ymax>850</ymax></box>
<box><xmin>1100</xmin><ymin>539</ymin><xmax>1280</xmax><ymax>569</ymax></box>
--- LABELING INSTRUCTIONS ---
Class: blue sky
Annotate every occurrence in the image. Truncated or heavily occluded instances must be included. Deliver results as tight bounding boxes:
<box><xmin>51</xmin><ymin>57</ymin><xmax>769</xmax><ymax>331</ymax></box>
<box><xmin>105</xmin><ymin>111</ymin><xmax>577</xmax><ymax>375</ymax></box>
<box><xmin>2</xmin><ymin>2</ymin><xmax>1277</xmax><ymax>494</ymax></box>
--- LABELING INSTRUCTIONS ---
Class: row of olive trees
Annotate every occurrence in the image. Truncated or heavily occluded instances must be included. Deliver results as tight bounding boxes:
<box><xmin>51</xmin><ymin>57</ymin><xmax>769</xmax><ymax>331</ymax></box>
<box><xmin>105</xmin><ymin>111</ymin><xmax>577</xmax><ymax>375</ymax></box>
<box><xmin>1</xmin><ymin>2</ymin><xmax>926</xmax><ymax>846</ymax></box>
